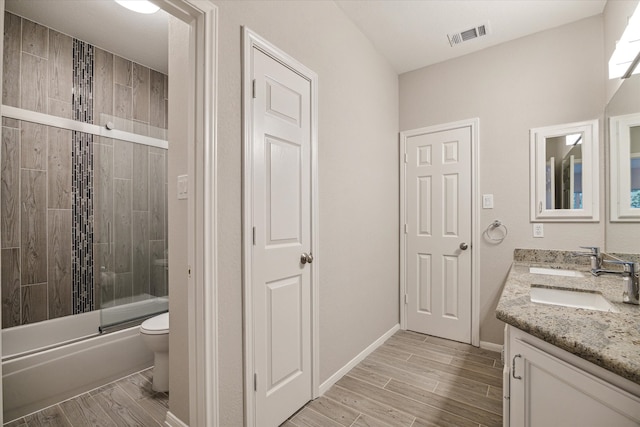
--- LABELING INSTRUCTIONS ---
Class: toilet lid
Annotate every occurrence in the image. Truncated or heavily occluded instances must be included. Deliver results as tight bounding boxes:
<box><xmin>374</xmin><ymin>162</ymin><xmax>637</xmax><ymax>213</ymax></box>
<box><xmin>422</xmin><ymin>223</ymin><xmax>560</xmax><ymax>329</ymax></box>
<box><xmin>140</xmin><ymin>312</ymin><xmax>169</xmax><ymax>335</ymax></box>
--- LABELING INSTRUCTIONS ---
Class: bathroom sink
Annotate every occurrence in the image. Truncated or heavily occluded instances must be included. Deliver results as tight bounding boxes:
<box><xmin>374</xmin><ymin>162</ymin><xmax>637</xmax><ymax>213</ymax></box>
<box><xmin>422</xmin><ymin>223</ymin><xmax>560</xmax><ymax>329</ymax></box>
<box><xmin>529</xmin><ymin>266</ymin><xmax>585</xmax><ymax>277</ymax></box>
<box><xmin>530</xmin><ymin>286</ymin><xmax>619</xmax><ymax>313</ymax></box>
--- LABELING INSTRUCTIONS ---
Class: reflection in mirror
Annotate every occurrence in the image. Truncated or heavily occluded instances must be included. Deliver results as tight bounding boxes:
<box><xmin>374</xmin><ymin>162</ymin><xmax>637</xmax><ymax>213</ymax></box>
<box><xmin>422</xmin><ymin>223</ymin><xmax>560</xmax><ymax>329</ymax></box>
<box><xmin>609</xmin><ymin>112</ymin><xmax>640</xmax><ymax>221</ymax></box>
<box><xmin>530</xmin><ymin>120</ymin><xmax>599</xmax><ymax>222</ymax></box>
<box><xmin>545</xmin><ymin>133</ymin><xmax>583</xmax><ymax>209</ymax></box>
<box><xmin>631</xmin><ymin>126</ymin><xmax>640</xmax><ymax>208</ymax></box>
<box><xmin>606</xmin><ymin>68</ymin><xmax>640</xmax><ymax>253</ymax></box>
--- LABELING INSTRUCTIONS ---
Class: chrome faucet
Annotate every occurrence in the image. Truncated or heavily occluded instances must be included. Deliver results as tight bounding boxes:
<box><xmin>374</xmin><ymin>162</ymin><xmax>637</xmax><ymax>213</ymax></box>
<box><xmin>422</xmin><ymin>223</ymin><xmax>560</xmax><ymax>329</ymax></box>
<box><xmin>592</xmin><ymin>260</ymin><xmax>640</xmax><ymax>305</ymax></box>
<box><xmin>571</xmin><ymin>246</ymin><xmax>602</xmax><ymax>271</ymax></box>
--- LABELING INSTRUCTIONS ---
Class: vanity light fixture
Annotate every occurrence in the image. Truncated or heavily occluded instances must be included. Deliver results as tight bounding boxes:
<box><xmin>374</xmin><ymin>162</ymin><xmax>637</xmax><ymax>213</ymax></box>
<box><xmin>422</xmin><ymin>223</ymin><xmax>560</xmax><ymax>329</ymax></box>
<box><xmin>115</xmin><ymin>0</ymin><xmax>160</xmax><ymax>14</ymax></box>
<box><xmin>609</xmin><ymin>3</ymin><xmax>640</xmax><ymax>79</ymax></box>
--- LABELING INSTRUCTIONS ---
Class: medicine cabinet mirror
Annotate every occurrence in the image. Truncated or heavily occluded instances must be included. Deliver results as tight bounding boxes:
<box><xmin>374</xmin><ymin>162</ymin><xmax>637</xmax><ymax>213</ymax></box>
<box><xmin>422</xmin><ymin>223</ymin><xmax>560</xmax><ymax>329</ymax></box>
<box><xmin>609</xmin><ymin>112</ymin><xmax>640</xmax><ymax>221</ymax></box>
<box><xmin>530</xmin><ymin>120</ymin><xmax>599</xmax><ymax>222</ymax></box>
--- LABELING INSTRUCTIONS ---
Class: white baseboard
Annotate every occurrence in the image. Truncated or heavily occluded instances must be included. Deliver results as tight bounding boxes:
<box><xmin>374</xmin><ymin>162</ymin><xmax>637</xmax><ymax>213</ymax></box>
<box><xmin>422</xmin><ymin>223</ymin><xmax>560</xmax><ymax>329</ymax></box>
<box><xmin>480</xmin><ymin>341</ymin><xmax>503</xmax><ymax>353</ymax></box>
<box><xmin>319</xmin><ymin>323</ymin><xmax>400</xmax><ymax>395</ymax></box>
<box><xmin>165</xmin><ymin>411</ymin><xmax>189</xmax><ymax>427</ymax></box>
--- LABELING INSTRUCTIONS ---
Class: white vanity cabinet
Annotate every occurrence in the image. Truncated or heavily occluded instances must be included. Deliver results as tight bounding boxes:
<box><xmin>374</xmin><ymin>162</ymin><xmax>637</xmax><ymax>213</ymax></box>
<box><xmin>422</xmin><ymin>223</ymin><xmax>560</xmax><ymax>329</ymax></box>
<box><xmin>503</xmin><ymin>325</ymin><xmax>640</xmax><ymax>427</ymax></box>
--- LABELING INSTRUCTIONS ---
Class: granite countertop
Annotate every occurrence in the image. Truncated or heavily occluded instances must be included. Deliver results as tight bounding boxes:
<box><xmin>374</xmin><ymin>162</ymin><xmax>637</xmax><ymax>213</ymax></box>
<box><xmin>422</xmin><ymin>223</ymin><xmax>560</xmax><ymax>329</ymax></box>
<box><xmin>496</xmin><ymin>249</ymin><xmax>640</xmax><ymax>386</ymax></box>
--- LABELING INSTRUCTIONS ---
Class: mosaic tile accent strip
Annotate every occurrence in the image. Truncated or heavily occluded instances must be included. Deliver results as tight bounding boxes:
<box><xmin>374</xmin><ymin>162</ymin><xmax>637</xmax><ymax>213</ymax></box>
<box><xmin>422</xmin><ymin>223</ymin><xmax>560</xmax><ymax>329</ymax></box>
<box><xmin>73</xmin><ymin>39</ymin><xmax>94</xmax><ymax>124</ymax></box>
<box><xmin>71</xmin><ymin>39</ymin><xmax>94</xmax><ymax>314</ymax></box>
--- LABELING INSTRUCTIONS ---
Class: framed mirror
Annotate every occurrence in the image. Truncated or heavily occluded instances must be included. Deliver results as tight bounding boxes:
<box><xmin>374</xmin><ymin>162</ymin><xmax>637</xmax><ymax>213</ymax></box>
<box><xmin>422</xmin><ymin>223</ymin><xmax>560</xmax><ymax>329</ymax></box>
<box><xmin>609</xmin><ymin>112</ymin><xmax>640</xmax><ymax>221</ymax></box>
<box><xmin>530</xmin><ymin>120</ymin><xmax>599</xmax><ymax>222</ymax></box>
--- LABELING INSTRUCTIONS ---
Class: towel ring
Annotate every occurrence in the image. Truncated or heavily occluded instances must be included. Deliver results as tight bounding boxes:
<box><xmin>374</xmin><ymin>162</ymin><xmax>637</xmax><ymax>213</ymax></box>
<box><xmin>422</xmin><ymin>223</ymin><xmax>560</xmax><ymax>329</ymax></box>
<box><xmin>484</xmin><ymin>220</ymin><xmax>508</xmax><ymax>243</ymax></box>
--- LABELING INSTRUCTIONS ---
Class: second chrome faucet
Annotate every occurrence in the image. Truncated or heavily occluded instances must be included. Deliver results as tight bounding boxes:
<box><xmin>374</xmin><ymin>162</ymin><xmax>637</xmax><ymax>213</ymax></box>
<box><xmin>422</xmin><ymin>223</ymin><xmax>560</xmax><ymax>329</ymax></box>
<box><xmin>572</xmin><ymin>246</ymin><xmax>639</xmax><ymax>305</ymax></box>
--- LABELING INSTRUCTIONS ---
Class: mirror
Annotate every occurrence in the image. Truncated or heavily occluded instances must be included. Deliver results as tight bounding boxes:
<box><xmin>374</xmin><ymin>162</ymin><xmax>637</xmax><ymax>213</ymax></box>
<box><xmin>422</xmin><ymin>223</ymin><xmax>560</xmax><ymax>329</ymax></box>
<box><xmin>530</xmin><ymin>120</ymin><xmax>599</xmax><ymax>222</ymax></box>
<box><xmin>605</xmin><ymin>72</ymin><xmax>640</xmax><ymax>253</ymax></box>
<box><xmin>544</xmin><ymin>133</ymin><xmax>584</xmax><ymax>210</ymax></box>
<box><xmin>609</xmin><ymin>112</ymin><xmax>640</xmax><ymax>221</ymax></box>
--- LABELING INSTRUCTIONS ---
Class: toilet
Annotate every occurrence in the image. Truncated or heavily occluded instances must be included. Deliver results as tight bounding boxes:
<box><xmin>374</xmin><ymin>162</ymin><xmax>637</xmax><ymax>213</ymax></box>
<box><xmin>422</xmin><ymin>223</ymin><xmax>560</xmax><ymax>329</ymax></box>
<box><xmin>139</xmin><ymin>312</ymin><xmax>169</xmax><ymax>392</ymax></box>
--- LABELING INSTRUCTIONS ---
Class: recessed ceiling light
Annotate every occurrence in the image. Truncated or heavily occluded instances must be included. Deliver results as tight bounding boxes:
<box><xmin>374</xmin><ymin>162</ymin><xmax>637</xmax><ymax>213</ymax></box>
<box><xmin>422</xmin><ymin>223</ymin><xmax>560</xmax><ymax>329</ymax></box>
<box><xmin>115</xmin><ymin>0</ymin><xmax>160</xmax><ymax>14</ymax></box>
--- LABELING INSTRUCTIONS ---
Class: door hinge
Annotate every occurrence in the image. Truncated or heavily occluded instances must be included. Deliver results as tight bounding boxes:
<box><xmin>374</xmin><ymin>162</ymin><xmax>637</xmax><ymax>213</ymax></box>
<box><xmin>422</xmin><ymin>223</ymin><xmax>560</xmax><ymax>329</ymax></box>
<box><xmin>404</xmin><ymin>224</ymin><xmax>408</xmax><ymax>234</ymax></box>
<box><xmin>252</xmin><ymin>79</ymin><xmax>256</xmax><ymax>99</ymax></box>
<box><xmin>252</xmin><ymin>227</ymin><xmax>256</xmax><ymax>245</ymax></box>
<box><xmin>404</xmin><ymin>153</ymin><xmax>408</xmax><ymax>163</ymax></box>
<box><xmin>254</xmin><ymin>373</ymin><xmax>257</xmax><ymax>391</ymax></box>
<box><xmin>404</xmin><ymin>293</ymin><xmax>408</xmax><ymax>304</ymax></box>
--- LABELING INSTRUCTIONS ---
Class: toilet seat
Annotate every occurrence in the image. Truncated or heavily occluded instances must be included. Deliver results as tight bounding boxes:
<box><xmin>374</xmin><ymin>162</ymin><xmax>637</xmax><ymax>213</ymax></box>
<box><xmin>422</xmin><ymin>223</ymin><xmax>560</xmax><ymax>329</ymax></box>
<box><xmin>140</xmin><ymin>312</ymin><xmax>169</xmax><ymax>335</ymax></box>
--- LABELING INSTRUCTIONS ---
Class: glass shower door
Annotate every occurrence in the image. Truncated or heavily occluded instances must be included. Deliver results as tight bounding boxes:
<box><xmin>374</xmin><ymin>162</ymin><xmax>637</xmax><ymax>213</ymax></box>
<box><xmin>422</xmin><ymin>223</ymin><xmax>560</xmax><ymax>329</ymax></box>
<box><xmin>97</xmin><ymin>135</ymin><xmax>169</xmax><ymax>331</ymax></box>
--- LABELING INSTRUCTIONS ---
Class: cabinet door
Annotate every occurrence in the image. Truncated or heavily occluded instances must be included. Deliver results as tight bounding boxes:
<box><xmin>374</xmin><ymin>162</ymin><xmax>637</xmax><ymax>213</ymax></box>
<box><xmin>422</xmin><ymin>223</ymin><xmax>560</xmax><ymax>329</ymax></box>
<box><xmin>503</xmin><ymin>325</ymin><xmax>510</xmax><ymax>427</ymax></box>
<box><xmin>510</xmin><ymin>338</ymin><xmax>640</xmax><ymax>426</ymax></box>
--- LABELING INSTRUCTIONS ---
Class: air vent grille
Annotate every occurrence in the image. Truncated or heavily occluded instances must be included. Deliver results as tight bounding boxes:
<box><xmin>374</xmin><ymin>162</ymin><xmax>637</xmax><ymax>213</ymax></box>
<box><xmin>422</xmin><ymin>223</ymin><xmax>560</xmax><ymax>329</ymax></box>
<box><xmin>448</xmin><ymin>23</ymin><xmax>490</xmax><ymax>47</ymax></box>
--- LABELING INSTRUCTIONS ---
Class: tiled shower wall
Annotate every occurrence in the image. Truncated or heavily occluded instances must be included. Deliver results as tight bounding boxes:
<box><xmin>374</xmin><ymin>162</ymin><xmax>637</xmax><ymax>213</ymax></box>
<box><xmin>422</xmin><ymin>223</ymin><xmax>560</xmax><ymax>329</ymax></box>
<box><xmin>0</xmin><ymin>12</ymin><xmax>168</xmax><ymax>328</ymax></box>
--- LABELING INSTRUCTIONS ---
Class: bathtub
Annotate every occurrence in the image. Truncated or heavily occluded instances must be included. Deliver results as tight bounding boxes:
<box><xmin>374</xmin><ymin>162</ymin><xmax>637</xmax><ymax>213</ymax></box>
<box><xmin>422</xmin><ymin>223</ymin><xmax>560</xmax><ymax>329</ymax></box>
<box><xmin>2</xmin><ymin>296</ymin><xmax>167</xmax><ymax>422</ymax></box>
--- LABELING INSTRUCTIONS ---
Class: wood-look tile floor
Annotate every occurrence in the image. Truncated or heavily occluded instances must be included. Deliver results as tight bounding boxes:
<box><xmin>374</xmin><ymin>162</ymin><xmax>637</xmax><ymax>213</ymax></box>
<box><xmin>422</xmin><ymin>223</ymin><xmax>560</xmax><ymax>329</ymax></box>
<box><xmin>5</xmin><ymin>331</ymin><xmax>502</xmax><ymax>427</ymax></box>
<box><xmin>4</xmin><ymin>368</ymin><xmax>168</xmax><ymax>427</ymax></box>
<box><xmin>284</xmin><ymin>330</ymin><xmax>503</xmax><ymax>427</ymax></box>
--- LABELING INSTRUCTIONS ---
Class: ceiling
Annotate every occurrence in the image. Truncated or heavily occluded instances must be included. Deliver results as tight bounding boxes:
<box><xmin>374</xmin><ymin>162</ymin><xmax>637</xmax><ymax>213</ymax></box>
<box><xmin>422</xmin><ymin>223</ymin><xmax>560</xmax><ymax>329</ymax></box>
<box><xmin>3</xmin><ymin>1</ymin><xmax>608</xmax><ymax>77</ymax></box>
<box><xmin>335</xmin><ymin>0</ymin><xmax>607</xmax><ymax>74</ymax></box>
<box><xmin>5</xmin><ymin>0</ymin><xmax>169</xmax><ymax>74</ymax></box>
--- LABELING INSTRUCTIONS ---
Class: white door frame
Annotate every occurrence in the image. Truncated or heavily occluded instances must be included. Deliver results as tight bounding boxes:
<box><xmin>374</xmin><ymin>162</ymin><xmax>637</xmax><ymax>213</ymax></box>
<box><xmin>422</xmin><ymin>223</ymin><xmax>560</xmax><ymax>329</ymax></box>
<box><xmin>0</xmin><ymin>1</ymin><xmax>219</xmax><ymax>425</ymax></box>
<box><xmin>241</xmin><ymin>28</ymin><xmax>320</xmax><ymax>427</ymax></box>
<box><xmin>154</xmin><ymin>1</ymin><xmax>220</xmax><ymax>426</ymax></box>
<box><xmin>399</xmin><ymin>118</ymin><xmax>480</xmax><ymax>347</ymax></box>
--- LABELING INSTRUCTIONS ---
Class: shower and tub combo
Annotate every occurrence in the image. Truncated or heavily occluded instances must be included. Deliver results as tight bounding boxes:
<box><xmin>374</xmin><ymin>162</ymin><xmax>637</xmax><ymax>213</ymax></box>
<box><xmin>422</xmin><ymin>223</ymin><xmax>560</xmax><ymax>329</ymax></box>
<box><xmin>2</xmin><ymin>297</ymin><xmax>169</xmax><ymax>420</ymax></box>
<box><xmin>0</xmin><ymin>8</ymin><xmax>171</xmax><ymax>421</ymax></box>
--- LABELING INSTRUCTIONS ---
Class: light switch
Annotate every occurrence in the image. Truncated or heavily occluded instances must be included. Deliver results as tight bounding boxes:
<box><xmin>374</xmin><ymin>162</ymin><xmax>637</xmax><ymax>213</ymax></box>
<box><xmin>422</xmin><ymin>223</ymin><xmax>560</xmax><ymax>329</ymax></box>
<box><xmin>482</xmin><ymin>194</ymin><xmax>494</xmax><ymax>209</ymax></box>
<box><xmin>177</xmin><ymin>175</ymin><xmax>188</xmax><ymax>200</ymax></box>
<box><xmin>533</xmin><ymin>223</ymin><xmax>544</xmax><ymax>238</ymax></box>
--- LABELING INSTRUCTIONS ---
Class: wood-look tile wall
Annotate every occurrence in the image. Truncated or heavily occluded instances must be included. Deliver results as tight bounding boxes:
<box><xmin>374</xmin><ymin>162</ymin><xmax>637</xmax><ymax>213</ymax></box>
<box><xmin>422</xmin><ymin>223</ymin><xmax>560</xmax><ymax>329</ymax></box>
<box><xmin>0</xmin><ymin>116</ymin><xmax>74</xmax><ymax>327</ymax></box>
<box><xmin>0</xmin><ymin>11</ymin><xmax>168</xmax><ymax>328</ymax></box>
<box><xmin>94</xmin><ymin>47</ymin><xmax>168</xmax><ymax>139</ymax></box>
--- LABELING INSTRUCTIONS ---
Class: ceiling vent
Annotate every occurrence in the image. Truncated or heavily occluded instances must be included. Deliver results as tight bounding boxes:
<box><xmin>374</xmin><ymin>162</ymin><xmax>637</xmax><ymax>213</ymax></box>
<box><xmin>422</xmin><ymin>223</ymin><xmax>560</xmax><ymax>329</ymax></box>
<box><xmin>448</xmin><ymin>22</ymin><xmax>490</xmax><ymax>47</ymax></box>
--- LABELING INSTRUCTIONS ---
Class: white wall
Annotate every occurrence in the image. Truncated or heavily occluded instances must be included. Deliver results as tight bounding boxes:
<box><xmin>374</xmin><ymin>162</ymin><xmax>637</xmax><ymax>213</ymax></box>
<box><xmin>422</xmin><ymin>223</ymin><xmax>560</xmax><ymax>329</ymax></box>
<box><xmin>167</xmin><ymin>15</ymin><xmax>190</xmax><ymax>424</ymax></box>
<box><xmin>400</xmin><ymin>16</ymin><xmax>606</xmax><ymax>345</ymax></box>
<box><xmin>164</xmin><ymin>3</ymin><xmax>629</xmax><ymax>424</ymax></box>
<box><xmin>167</xmin><ymin>1</ymin><xmax>399</xmax><ymax>424</ymax></box>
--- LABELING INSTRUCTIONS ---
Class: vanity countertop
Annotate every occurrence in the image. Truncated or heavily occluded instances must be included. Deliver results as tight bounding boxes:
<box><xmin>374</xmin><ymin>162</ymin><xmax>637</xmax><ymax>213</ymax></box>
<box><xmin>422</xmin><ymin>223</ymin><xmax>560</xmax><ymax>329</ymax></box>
<box><xmin>496</xmin><ymin>256</ymin><xmax>640</xmax><ymax>386</ymax></box>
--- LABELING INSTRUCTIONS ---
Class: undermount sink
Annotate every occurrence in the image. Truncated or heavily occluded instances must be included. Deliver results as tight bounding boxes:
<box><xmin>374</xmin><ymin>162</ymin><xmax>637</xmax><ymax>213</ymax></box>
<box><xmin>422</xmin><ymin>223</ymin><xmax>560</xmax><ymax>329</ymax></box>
<box><xmin>529</xmin><ymin>266</ymin><xmax>585</xmax><ymax>277</ymax></box>
<box><xmin>530</xmin><ymin>286</ymin><xmax>619</xmax><ymax>313</ymax></box>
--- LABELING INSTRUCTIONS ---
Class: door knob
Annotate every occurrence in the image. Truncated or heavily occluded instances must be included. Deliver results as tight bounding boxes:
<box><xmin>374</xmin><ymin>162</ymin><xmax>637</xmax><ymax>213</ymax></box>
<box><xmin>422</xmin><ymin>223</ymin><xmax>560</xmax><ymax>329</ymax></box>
<box><xmin>300</xmin><ymin>253</ymin><xmax>313</xmax><ymax>264</ymax></box>
<box><xmin>459</xmin><ymin>242</ymin><xmax>469</xmax><ymax>250</ymax></box>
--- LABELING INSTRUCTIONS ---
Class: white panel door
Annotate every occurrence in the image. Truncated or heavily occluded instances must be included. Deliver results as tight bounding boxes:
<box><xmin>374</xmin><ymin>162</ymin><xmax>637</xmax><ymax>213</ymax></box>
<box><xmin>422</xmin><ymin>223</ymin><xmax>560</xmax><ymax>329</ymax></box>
<box><xmin>405</xmin><ymin>126</ymin><xmax>472</xmax><ymax>343</ymax></box>
<box><xmin>252</xmin><ymin>47</ymin><xmax>312</xmax><ymax>426</ymax></box>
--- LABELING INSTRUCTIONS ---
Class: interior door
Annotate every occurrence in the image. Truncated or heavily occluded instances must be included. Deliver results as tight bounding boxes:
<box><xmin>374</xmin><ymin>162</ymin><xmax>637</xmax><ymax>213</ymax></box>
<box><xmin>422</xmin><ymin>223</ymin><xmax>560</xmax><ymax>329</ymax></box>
<box><xmin>251</xmin><ymin>47</ymin><xmax>312</xmax><ymax>426</ymax></box>
<box><xmin>404</xmin><ymin>125</ymin><xmax>472</xmax><ymax>343</ymax></box>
